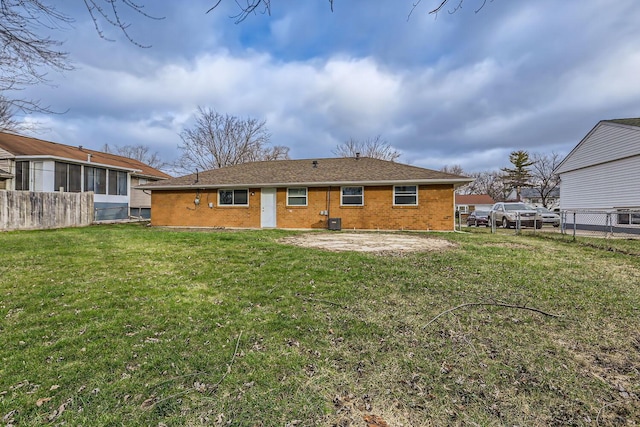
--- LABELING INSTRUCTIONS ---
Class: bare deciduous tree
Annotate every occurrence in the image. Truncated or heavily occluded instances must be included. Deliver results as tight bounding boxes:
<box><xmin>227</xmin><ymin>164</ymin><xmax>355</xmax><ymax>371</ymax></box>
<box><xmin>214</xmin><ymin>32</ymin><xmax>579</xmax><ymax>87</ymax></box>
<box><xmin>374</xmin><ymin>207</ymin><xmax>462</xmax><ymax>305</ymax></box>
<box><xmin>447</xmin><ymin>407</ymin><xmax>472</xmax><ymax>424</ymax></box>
<box><xmin>333</xmin><ymin>135</ymin><xmax>401</xmax><ymax>162</ymax></box>
<box><xmin>462</xmin><ymin>170</ymin><xmax>510</xmax><ymax>202</ymax></box>
<box><xmin>0</xmin><ymin>97</ymin><xmax>20</xmax><ymax>133</ymax></box>
<box><xmin>530</xmin><ymin>152</ymin><xmax>562</xmax><ymax>208</ymax></box>
<box><xmin>1</xmin><ymin>1</ymin><xmax>161</xmax><ymax>115</ymax></box>
<box><xmin>102</xmin><ymin>143</ymin><xmax>169</xmax><ymax>170</ymax></box>
<box><xmin>207</xmin><ymin>0</ymin><xmax>483</xmax><ymax>23</ymax></box>
<box><xmin>440</xmin><ymin>164</ymin><xmax>466</xmax><ymax>175</ymax></box>
<box><xmin>82</xmin><ymin>1</ymin><xmax>163</xmax><ymax>47</ymax></box>
<box><xmin>0</xmin><ymin>1</ymin><xmax>71</xmax><ymax>114</ymax></box>
<box><xmin>441</xmin><ymin>165</ymin><xmax>473</xmax><ymax>194</ymax></box>
<box><xmin>177</xmin><ymin>107</ymin><xmax>289</xmax><ymax>172</ymax></box>
<box><xmin>206</xmin><ymin>0</ymin><xmax>334</xmax><ymax>23</ymax></box>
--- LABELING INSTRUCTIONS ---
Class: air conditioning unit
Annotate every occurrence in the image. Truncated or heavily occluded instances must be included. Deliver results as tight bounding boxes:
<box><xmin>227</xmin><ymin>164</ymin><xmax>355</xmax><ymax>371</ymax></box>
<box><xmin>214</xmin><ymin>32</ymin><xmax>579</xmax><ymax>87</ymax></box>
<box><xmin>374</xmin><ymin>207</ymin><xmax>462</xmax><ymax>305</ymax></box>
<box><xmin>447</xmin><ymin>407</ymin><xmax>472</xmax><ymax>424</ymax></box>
<box><xmin>328</xmin><ymin>218</ymin><xmax>342</xmax><ymax>231</ymax></box>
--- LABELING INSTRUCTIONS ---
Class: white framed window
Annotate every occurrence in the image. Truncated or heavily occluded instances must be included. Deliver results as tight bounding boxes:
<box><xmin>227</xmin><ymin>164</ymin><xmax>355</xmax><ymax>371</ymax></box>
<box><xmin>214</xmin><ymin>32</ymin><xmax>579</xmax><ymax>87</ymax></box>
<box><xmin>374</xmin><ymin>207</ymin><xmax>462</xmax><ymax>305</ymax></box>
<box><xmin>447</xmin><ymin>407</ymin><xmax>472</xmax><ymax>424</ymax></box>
<box><xmin>15</xmin><ymin>161</ymin><xmax>30</xmax><ymax>191</ymax></box>
<box><xmin>394</xmin><ymin>185</ymin><xmax>418</xmax><ymax>206</ymax></box>
<box><xmin>341</xmin><ymin>186</ymin><xmax>363</xmax><ymax>206</ymax></box>
<box><xmin>458</xmin><ymin>205</ymin><xmax>469</xmax><ymax>214</ymax></box>
<box><xmin>617</xmin><ymin>209</ymin><xmax>640</xmax><ymax>225</ymax></box>
<box><xmin>85</xmin><ymin>166</ymin><xmax>107</xmax><ymax>194</ymax></box>
<box><xmin>219</xmin><ymin>189</ymin><xmax>249</xmax><ymax>206</ymax></box>
<box><xmin>108</xmin><ymin>170</ymin><xmax>128</xmax><ymax>196</ymax></box>
<box><xmin>55</xmin><ymin>162</ymin><xmax>82</xmax><ymax>192</ymax></box>
<box><xmin>287</xmin><ymin>187</ymin><xmax>308</xmax><ymax>206</ymax></box>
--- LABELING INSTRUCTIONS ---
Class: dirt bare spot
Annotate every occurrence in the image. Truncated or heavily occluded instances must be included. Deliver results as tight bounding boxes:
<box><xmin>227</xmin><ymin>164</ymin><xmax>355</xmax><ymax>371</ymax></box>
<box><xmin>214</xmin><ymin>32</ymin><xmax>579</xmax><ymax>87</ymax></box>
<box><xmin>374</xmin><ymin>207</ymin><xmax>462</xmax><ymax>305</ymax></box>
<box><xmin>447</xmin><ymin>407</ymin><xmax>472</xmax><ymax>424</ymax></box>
<box><xmin>280</xmin><ymin>232</ymin><xmax>455</xmax><ymax>253</ymax></box>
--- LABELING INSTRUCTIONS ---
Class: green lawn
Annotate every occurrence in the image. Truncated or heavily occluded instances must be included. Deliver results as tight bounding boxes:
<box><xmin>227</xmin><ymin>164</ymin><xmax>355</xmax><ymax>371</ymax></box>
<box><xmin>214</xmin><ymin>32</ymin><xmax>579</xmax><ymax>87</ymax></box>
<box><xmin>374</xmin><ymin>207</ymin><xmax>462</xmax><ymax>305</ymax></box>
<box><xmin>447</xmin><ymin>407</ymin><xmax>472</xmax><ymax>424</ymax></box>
<box><xmin>1</xmin><ymin>224</ymin><xmax>639</xmax><ymax>426</ymax></box>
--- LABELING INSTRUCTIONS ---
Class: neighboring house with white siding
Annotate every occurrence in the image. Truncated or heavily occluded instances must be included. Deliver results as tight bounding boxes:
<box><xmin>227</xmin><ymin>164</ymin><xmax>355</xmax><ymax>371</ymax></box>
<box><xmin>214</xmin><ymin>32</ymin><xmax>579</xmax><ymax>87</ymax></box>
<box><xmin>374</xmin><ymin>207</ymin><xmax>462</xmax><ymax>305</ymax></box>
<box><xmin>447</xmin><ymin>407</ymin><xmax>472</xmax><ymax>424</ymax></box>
<box><xmin>0</xmin><ymin>132</ymin><xmax>171</xmax><ymax>221</ymax></box>
<box><xmin>554</xmin><ymin>118</ymin><xmax>640</xmax><ymax>227</ymax></box>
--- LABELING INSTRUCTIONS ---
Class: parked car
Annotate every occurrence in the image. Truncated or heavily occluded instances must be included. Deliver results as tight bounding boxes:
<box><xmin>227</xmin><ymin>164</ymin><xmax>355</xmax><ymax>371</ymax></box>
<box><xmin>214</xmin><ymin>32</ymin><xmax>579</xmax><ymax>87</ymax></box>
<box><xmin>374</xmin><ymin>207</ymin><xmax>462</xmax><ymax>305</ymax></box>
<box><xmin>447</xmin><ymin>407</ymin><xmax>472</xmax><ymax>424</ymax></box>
<box><xmin>466</xmin><ymin>210</ymin><xmax>490</xmax><ymax>227</ymax></box>
<box><xmin>489</xmin><ymin>202</ymin><xmax>543</xmax><ymax>229</ymax></box>
<box><xmin>535</xmin><ymin>206</ymin><xmax>560</xmax><ymax>227</ymax></box>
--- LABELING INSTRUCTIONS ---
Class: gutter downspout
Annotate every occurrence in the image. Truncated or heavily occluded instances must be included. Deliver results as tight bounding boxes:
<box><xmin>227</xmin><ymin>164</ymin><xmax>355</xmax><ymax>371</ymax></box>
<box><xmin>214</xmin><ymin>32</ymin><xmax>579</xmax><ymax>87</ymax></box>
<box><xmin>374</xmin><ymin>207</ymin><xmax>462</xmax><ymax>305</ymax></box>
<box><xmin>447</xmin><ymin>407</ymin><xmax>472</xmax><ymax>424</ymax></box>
<box><xmin>453</xmin><ymin>191</ymin><xmax>457</xmax><ymax>231</ymax></box>
<box><xmin>326</xmin><ymin>186</ymin><xmax>331</xmax><ymax>229</ymax></box>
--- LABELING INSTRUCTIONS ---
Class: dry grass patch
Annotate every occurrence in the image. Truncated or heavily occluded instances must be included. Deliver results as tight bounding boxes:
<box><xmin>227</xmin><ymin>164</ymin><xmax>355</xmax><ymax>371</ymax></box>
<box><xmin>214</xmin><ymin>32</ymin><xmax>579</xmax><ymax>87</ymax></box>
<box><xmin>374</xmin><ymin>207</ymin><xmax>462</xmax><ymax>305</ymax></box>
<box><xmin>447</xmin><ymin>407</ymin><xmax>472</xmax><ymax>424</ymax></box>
<box><xmin>279</xmin><ymin>232</ymin><xmax>456</xmax><ymax>253</ymax></box>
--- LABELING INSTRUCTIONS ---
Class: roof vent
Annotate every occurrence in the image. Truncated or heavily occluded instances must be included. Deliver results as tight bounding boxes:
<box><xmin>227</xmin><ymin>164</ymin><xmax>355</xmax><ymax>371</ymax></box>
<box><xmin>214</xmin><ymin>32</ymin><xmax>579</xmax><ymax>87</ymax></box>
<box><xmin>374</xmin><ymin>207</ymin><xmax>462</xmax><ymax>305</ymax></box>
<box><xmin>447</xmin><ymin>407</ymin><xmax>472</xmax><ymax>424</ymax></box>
<box><xmin>355</xmin><ymin>152</ymin><xmax>360</xmax><ymax>159</ymax></box>
<box><xmin>78</xmin><ymin>145</ymin><xmax>83</xmax><ymax>151</ymax></box>
<box><xmin>312</xmin><ymin>160</ymin><xmax>318</xmax><ymax>168</ymax></box>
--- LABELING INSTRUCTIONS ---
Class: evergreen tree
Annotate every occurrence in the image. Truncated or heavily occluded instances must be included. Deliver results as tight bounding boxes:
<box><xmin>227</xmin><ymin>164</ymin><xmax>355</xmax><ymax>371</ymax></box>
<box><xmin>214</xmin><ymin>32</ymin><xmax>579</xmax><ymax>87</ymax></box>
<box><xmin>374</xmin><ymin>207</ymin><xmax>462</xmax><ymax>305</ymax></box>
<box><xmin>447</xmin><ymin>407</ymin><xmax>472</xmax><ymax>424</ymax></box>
<box><xmin>501</xmin><ymin>150</ymin><xmax>534</xmax><ymax>201</ymax></box>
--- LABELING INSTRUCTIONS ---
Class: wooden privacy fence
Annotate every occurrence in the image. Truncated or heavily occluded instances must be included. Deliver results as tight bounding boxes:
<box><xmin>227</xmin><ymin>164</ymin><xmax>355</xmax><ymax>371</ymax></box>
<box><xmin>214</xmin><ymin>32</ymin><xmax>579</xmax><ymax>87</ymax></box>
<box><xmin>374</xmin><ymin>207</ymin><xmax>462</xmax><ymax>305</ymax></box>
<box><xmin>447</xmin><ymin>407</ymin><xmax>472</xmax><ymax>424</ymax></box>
<box><xmin>0</xmin><ymin>191</ymin><xmax>94</xmax><ymax>231</ymax></box>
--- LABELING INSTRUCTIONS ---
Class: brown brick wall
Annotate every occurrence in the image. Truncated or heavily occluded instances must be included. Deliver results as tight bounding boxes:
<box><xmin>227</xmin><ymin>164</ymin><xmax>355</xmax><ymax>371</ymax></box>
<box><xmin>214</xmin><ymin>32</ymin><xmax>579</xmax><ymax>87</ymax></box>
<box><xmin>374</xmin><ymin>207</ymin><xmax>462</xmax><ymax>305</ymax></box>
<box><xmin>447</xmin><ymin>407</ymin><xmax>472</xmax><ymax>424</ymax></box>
<box><xmin>151</xmin><ymin>189</ymin><xmax>261</xmax><ymax>228</ymax></box>
<box><xmin>151</xmin><ymin>184</ymin><xmax>455</xmax><ymax>231</ymax></box>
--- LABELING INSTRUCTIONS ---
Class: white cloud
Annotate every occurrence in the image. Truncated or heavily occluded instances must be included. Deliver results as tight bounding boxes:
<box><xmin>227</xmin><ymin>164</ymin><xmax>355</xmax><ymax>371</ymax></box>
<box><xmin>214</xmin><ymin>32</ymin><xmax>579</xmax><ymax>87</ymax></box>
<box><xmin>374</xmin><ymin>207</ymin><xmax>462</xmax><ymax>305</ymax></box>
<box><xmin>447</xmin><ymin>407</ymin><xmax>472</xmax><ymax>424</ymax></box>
<box><xmin>17</xmin><ymin>0</ymin><xmax>640</xmax><ymax>174</ymax></box>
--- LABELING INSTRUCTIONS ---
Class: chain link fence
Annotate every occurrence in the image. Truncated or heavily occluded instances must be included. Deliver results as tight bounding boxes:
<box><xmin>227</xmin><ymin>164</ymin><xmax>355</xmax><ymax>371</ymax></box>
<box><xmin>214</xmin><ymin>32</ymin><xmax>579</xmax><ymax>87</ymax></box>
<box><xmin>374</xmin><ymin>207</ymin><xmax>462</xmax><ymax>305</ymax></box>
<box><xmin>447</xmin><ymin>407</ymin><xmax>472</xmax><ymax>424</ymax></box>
<box><xmin>457</xmin><ymin>207</ymin><xmax>640</xmax><ymax>239</ymax></box>
<box><xmin>559</xmin><ymin>210</ymin><xmax>640</xmax><ymax>239</ymax></box>
<box><xmin>463</xmin><ymin>209</ymin><xmax>640</xmax><ymax>239</ymax></box>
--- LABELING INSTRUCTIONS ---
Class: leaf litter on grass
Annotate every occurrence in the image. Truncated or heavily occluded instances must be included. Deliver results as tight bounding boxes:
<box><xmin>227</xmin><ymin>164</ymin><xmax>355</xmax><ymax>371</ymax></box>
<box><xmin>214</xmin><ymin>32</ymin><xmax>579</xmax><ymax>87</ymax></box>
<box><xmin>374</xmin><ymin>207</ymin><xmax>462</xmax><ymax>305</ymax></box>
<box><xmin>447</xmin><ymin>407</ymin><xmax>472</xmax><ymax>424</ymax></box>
<box><xmin>1</xmin><ymin>225</ymin><xmax>639</xmax><ymax>426</ymax></box>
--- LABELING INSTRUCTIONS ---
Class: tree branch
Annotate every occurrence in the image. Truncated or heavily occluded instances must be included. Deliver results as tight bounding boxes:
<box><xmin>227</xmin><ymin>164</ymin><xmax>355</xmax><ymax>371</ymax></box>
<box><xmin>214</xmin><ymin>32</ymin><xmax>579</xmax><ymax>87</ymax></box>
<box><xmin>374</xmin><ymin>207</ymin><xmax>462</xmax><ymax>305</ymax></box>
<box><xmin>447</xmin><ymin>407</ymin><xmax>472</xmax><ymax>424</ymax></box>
<box><xmin>423</xmin><ymin>301</ymin><xmax>560</xmax><ymax>329</ymax></box>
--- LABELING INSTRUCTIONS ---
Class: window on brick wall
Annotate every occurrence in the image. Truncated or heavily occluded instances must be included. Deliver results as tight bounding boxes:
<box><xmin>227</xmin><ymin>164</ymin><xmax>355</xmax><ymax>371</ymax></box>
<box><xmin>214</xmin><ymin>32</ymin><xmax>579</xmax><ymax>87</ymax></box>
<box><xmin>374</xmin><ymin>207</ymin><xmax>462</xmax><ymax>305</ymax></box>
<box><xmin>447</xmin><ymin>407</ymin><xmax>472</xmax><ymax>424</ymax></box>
<box><xmin>393</xmin><ymin>185</ymin><xmax>418</xmax><ymax>205</ymax></box>
<box><xmin>287</xmin><ymin>187</ymin><xmax>307</xmax><ymax>206</ymax></box>
<box><xmin>219</xmin><ymin>189</ymin><xmax>249</xmax><ymax>206</ymax></box>
<box><xmin>341</xmin><ymin>186</ymin><xmax>363</xmax><ymax>206</ymax></box>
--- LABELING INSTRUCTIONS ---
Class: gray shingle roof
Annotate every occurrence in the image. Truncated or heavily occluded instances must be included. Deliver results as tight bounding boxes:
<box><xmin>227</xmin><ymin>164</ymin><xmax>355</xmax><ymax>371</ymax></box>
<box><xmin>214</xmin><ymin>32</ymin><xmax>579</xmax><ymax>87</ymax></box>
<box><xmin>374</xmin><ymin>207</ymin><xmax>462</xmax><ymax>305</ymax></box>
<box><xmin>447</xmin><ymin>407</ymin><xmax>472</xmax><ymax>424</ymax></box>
<box><xmin>604</xmin><ymin>118</ymin><xmax>640</xmax><ymax>128</ymax></box>
<box><xmin>144</xmin><ymin>157</ymin><xmax>472</xmax><ymax>189</ymax></box>
<box><xmin>520</xmin><ymin>187</ymin><xmax>559</xmax><ymax>198</ymax></box>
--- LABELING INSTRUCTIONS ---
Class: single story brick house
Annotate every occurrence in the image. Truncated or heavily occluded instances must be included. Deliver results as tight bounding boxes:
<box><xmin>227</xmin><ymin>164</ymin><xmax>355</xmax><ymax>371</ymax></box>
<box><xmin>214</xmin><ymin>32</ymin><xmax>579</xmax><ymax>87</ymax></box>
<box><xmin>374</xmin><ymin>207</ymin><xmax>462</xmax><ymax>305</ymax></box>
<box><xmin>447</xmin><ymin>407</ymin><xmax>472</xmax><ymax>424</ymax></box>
<box><xmin>143</xmin><ymin>157</ymin><xmax>472</xmax><ymax>231</ymax></box>
<box><xmin>455</xmin><ymin>194</ymin><xmax>495</xmax><ymax>215</ymax></box>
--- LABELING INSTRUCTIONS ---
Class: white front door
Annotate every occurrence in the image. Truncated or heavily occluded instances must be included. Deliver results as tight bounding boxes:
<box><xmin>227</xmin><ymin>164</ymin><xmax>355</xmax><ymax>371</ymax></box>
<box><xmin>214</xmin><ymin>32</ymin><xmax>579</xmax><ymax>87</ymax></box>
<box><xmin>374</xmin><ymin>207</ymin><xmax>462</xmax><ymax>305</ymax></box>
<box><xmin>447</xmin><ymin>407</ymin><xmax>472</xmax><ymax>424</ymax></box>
<box><xmin>260</xmin><ymin>188</ymin><xmax>277</xmax><ymax>228</ymax></box>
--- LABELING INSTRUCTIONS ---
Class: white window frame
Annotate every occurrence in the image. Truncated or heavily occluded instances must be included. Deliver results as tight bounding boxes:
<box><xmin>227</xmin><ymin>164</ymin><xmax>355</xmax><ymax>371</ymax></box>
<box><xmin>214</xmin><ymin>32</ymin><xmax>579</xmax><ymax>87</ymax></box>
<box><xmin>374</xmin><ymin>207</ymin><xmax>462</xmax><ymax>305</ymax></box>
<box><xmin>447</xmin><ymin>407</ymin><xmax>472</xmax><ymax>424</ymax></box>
<box><xmin>218</xmin><ymin>189</ymin><xmax>249</xmax><ymax>206</ymax></box>
<box><xmin>458</xmin><ymin>205</ymin><xmax>469</xmax><ymax>214</ymax></box>
<box><xmin>15</xmin><ymin>161</ymin><xmax>30</xmax><ymax>191</ymax></box>
<box><xmin>107</xmin><ymin>169</ymin><xmax>128</xmax><ymax>196</ymax></box>
<box><xmin>341</xmin><ymin>186</ymin><xmax>364</xmax><ymax>206</ymax></box>
<box><xmin>287</xmin><ymin>187</ymin><xmax>308</xmax><ymax>206</ymax></box>
<box><xmin>393</xmin><ymin>185</ymin><xmax>418</xmax><ymax>206</ymax></box>
<box><xmin>616</xmin><ymin>209</ymin><xmax>640</xmax><ymax>226</ymax></box>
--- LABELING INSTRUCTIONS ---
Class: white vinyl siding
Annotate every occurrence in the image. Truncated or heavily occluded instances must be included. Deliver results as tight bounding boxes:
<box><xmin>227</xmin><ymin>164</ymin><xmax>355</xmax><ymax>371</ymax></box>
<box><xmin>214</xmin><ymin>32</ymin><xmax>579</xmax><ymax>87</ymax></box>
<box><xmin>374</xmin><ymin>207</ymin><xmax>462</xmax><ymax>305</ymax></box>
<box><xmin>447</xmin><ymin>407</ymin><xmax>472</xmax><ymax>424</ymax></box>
<box><xmin>556</xmin><ymin>123</ymin><xmax>640</xmax><ymax>174</ymax></box>
<box><xmin>559</xmin><ymin>156</ymin><xmax>640</xmax><ymax>209</ymax></box>
<box><xmin>130</xmin><ymin>176</ymin><xmax>153</xmax><ymax>209</ymax></box>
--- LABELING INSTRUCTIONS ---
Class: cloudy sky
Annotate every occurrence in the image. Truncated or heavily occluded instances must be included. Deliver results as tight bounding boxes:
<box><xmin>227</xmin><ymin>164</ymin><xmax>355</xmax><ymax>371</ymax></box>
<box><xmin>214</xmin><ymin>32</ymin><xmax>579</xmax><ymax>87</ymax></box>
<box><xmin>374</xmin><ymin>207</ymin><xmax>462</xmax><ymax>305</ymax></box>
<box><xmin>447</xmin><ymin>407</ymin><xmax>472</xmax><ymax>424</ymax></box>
<box><xmin>17</xmin><ymin>0</ymin><xmax>640</xmax><ymax>174</ymax></box>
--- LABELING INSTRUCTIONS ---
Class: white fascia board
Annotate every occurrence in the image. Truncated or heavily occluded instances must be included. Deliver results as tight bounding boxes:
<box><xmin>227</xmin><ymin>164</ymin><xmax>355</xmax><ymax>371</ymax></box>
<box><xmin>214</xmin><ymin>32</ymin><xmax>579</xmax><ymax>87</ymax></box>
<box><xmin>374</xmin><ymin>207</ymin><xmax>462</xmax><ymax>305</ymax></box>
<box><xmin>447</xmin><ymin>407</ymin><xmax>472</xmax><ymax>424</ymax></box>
<box><xmin>15</xmin><ymin>155</ymin><xmax>141</xmax><ymax>173</ymax></box>
<box><xmin>132</xmin><ymin>172</ymin><xmax>170</xmax><ymax>180</ymax></box>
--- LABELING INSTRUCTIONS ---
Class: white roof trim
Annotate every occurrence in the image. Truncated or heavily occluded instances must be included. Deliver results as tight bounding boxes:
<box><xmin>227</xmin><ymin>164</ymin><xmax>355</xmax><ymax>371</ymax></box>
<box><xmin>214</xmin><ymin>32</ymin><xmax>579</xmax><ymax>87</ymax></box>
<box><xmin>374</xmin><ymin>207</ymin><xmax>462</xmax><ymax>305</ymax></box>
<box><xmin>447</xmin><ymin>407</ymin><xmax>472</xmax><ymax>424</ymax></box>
<box><xmin>14</xmin><ymin>155</ymin><xmax>141</xmax><ymax>173</ymax></box>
